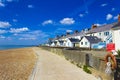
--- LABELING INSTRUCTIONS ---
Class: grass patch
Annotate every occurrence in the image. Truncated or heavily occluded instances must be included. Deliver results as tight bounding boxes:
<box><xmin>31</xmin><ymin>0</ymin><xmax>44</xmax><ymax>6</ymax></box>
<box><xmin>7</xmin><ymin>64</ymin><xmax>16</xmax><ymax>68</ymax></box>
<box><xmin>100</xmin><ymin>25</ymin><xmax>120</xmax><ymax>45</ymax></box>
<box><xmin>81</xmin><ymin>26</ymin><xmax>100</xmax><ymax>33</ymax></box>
<box><xmin>76</xmin><ymin>64</ymin><xmax>82</xmax><ymax>68</ymax></box>
<box><xmin>83</xmin><ymin>65</ymin><xmax>92</xmax><ymax>74</ymax></box>
<box><xmin>70</xmin><ymin>60</ymin><xmax>74</xmax><ymax>64</ymax></box>
<box><xmin>117</xmin><ymin>50</ymin><xmax>120</xmax><ymax>57</ymax></box>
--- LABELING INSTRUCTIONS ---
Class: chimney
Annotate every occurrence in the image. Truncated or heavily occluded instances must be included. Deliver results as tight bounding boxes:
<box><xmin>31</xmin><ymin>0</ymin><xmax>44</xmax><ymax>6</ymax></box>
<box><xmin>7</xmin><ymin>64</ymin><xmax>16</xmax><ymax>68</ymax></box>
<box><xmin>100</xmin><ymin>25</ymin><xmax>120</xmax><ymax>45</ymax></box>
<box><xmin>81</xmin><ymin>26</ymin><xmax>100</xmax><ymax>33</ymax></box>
<box><xmin>88</xmin><ymin>28</ymin><xmax>91</xmax><ymax>31</ymax></box>
<box><xmin>74</xmin><ymin>30</ymin><xmax>79</xmax><ymax>34</ymax></box>
<box><xmin>61</xmin><ymin>34</ymin><xmax>64</xmax><ymax>37</ymax></box>
<box><xmin>56</xmin><ymin>35</ymin><xmax>60</xmax><ymax>39</ymax></box>
<box><xmin>84</xmin><ymin>28</ymin><xmax>88</xmax><ymax>33</ymax></box>
<box><xmin>66</xmin><ymin>32</ymin><xmax>70</xmax><ymax>35</ymax></box>
<box><xmin>118</xmin><ymin>14</ymin><xmax>120</xmax><ymax>22</ymax></box>
<box><xmin>91</xmin><ymin>24</ymin><xmax>97</xmax><ymax>29</ymax></box>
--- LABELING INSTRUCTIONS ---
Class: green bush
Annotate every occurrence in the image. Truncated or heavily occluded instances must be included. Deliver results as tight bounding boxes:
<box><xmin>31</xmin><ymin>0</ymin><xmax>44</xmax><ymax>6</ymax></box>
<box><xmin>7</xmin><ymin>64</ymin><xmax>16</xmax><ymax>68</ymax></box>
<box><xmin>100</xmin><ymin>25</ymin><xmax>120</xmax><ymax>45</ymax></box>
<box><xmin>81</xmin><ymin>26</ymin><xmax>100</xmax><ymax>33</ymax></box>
<box><xmin>83</xmin><ymin>65</ymin><xmax>92</xmax><ymax>74</ymax></box>
<box><xmin>117</xmin><ymin>50</ymin><xmax>120</xmax><ymax>57</ymax></box>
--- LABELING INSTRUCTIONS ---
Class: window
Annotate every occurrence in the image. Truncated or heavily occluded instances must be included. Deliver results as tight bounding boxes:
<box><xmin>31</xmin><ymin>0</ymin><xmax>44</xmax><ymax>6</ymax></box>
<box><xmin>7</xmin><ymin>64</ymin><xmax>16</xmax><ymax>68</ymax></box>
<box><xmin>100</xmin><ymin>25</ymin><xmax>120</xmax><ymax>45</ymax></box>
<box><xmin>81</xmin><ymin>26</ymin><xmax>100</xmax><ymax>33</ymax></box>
<box><xmin>99</xmin><ymin>33</ymin><xmax>101</xmax><ymax>36</ymax></box>
<box><xmin>104</xmin><ymin>32</ymin><xmax>109</xmax><ymax>36</ymax></box>
<box><xmin>85</xmin><ymin>42</ymin><xmax>87</xmax><ymax>45</ymax></box>
<box><xmin>107</xmin><ymin>32</ymin><xmax>109</xmax><ymax>35</ymax></box>
<box><xmin>81</xmin><ymin>42</ymin><xmax>83</xmax><ymax>45</ymax></box>
<box><xmin>68</xmin><ymin>42</ymin><xmax>69</xmax><ymax>46</ymax></box>
<box><xmin>104</xmin><ymin>32</ymin><xmax>106</xmax><ymax>36</ymax></box>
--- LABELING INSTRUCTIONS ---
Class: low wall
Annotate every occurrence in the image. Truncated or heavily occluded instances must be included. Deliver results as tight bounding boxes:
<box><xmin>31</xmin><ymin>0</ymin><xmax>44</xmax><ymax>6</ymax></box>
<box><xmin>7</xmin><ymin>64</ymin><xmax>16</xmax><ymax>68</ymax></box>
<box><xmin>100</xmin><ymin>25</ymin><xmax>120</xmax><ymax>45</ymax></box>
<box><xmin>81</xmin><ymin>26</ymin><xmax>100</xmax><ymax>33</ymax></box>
<box><xmin>40</xmin><ymin>46</ymin><xmax>113</xmax><ymax>80</ymax></box>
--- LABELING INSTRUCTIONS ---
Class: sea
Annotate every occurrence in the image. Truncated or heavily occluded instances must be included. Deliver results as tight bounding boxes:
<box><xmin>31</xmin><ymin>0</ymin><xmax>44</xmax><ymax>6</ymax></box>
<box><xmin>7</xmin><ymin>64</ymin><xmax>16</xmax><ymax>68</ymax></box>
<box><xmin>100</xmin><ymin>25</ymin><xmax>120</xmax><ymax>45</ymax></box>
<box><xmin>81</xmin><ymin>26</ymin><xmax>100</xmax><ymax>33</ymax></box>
<box><xmin>0</xmin><ymin>45</ymin><xmax>36</xmax><ymax>50</ymax></box>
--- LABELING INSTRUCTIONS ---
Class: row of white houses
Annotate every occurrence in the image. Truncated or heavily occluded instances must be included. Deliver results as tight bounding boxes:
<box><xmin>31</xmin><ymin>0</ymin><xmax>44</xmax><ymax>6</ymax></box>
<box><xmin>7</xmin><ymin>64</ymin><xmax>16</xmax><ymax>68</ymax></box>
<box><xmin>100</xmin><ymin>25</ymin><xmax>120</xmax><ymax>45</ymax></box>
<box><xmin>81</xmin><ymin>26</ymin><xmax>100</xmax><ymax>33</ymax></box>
<box><xmin>47</xmin><ymin>14</ymin><xmax>120</xmax><ymax>50</ymax></box>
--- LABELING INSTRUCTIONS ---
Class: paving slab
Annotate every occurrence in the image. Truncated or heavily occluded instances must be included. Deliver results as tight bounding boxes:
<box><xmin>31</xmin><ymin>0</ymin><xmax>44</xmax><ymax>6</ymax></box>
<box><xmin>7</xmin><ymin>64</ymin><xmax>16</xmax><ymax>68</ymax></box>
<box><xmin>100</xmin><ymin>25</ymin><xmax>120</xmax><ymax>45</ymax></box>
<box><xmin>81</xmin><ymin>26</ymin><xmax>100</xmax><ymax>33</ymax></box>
<box><xmin>31</xmin><ymin>47</ymin><xmax>98</xmax><ymax>80</ymax></box>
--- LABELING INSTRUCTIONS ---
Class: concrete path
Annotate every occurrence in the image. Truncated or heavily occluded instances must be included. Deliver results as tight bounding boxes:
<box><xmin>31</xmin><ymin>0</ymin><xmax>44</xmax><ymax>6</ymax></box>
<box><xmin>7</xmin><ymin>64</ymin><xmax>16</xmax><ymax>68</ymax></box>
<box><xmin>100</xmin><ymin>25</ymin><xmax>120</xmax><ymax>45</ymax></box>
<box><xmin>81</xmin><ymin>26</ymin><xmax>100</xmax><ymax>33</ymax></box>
<box><xmin>30</xmin><ymin>47</ymin><xmax>98</xmax><ymax>80</ymax></box>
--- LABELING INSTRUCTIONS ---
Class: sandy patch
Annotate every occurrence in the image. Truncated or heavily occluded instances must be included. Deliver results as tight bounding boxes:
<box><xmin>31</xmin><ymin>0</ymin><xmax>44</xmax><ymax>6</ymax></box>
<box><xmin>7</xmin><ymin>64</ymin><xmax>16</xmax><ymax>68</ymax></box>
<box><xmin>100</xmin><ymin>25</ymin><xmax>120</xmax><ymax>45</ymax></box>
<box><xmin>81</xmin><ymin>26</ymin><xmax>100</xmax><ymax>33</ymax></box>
<box><xmin>0</xmin><ymin>48</ymin><xmax>37</xmax><ymax>80</ymax></box>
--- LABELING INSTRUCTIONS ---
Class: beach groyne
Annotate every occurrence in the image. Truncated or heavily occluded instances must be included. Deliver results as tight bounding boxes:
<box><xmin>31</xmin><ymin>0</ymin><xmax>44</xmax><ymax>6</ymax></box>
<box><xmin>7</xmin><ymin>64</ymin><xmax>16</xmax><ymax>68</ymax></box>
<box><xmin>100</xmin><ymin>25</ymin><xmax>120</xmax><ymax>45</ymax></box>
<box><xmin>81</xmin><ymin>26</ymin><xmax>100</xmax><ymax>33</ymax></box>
<box><xmin>40</xmin><ymin>46</ymin><xmax>114</xmax><ymax>80</ymax></box>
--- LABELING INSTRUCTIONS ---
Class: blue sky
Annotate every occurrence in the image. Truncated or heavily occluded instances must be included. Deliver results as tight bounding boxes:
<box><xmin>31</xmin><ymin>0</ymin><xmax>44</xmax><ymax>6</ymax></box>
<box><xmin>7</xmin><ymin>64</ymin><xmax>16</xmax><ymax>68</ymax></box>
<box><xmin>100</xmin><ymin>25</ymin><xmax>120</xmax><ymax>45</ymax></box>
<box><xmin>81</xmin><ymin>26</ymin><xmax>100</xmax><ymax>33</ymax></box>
<box><xmin>0</xmin><ymin>0</ymin><xmax>120</xmax><ymax>45</ymax></box>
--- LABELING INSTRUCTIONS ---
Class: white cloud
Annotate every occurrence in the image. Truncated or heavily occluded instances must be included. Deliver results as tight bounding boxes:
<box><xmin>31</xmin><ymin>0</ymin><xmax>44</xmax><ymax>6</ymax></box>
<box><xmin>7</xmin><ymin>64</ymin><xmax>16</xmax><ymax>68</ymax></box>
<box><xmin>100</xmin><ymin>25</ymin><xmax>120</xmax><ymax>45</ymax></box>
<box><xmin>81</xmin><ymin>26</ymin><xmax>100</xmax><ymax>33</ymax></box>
<box><xmin>66</xmin><ymin>30</ymin><xmax>73</xmax><ymax>33</ymax></box>
<box><xmin>13</xmin><ymin>33</ymin><xmax>18</xmax><ymax>36</ymax></box>
<box><xmin>112</xmin><ymin>8</ymin><xmax>115</xmax><ymax>11</ymax></box>
<box><xmin>0</xmin><ymin>21</ymin><xmax>11</xmax><ymax>28</ymax></box>
<box><xmin>56</xmin><ymin>28</ymin><xmax>66</xmax><ymax>31</ymax></box>
<box><xmin>0</xmin><ymin>35</ymin><xmax>12</xmax><ymax>40</ymax></box>
<box><xmin>94</xmin><ymin>23</ymin><xmax>101</xmax><ymax>26</ymax></box>
<box><xmin>85</xmin><ymin>11</ymin><xmax>88</xmax><ymax>14</ymax></box>
<box><xmin>19</xmin><ymin>37</ymin><xmax>36</xmax><ymax>40</ymax></box>
<box><xmin>0</xmin><ymin>30</ymin><xmax>7</xmax><ymax>34</ymax></box>
<box><xmin>1</xmin><ymin>0</ymin><xmax>19</xmax><ymax>3</ymax></box>
<box><xmin>7</xmin><ymin>0</ymin><xmax>13</xmax><ymax>2</ymax></box>
<box><xmin>106</xmin><ymin>14</ymin><xmax>113</xmax><ymax>20</ymax></box>
<box><xmin>13</xmin><ymin>19</ymin><xmax>18</xmax><ymax>22</ymax></box>
<box><xmin>10</xmin><ymin>27</ymin><xmax>29</xmax><ymax>33</ymax></box>
<box><xmin>101</xmin><ymin>3</ymin><xmax>107</xmax><ymax>7</ymax></box>
<box><xmin>114</xmin><ymin>15</ymin><xmax>118</xmax><ymax>20</ymax></box>
<box><xmin>42</xmin><ymin>20</ymin><xmax>53</xmax><ymax>25</ymax></box>
<box><xmin>6</xmin><ymin>37</ymin><xmax>12</xmax><ymax>40</ymax></box>
<box><xmin>0</xmin><ymin>0</ymin><xmax>15</xmax><ymax>7</ymax></box>
<box><xmin>28</xmin><ymin>5</ymin><xmax>34</xmax><ymax>8</ymax></box>
<box><xmin>0</xmin><ymin>0</ymin><xmax>19</xmax><ymax>7</ymax></box>
<box><xmin>28</xmin><ymin>30</ymin><xmax>48</xmax><ymax>38</ymax></box>
<box><xmin>79</xmin><ymin>14</ymin><xmax>84</xmax><ymax>17</ymax></box>
<box><xmin>60</xmin><ymin>18</ymin><xmax>75</xmax><ymax>25</ymax></box>
<box><xmin>0</xmin><ymin>35</ymin><xmax>5</xmax><ymax>39</ymax></box>
<box><xmin>94</xmin><ymin>23</ymin><xmax>106</xmax><ymax>26</ymax></box>
<box><xmin>19</xmin><ymin>30</ymin><xmax>48</xmax><ymax>40</ymax></box>
<box><xmin>54</xmin><ymin>28</ymin><xmax>67</xmax><ymax>34</ymax></box>
<box><xmin>0</xmin><ymin>2</ymin><xmax>5</xmax><ymax>7</ymax></box>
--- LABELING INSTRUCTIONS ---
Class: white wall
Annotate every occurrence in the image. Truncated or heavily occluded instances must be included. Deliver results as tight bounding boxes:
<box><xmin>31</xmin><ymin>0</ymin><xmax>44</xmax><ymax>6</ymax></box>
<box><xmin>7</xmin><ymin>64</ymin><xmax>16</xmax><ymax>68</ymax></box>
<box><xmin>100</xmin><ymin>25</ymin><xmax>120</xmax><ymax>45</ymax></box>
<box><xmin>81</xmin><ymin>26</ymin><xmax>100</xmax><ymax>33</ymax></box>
<box><xmin>71</xmin><ymin>36</ymin><xmax>81</xmax><ymax>40</ymax></box>
<box><xmin>80</xmin><ymin>37</ymin><xmax>90</xmax><ymax>48</ymax></box>
<box><xmin>112</xmin><ymin>29</ymin><xmax>120</xmax><ymax>50</ymax></box>
<box><xmin>56</xmin><ymin>41</ymin><xmax>59</xmax><ymax>46</ymax></box>
<box><xmin>57</xmin><ymin>42</ymin><xmax>64</xmax><ymax>46</ymax></box>
<box><xmin>63</xmin><ymin>41</ymin><xmax>66</xmax><ymax>46</ymax></box>
<box><xmin>51</xmin><ymin>43</ymin><xmax>55</xmax><ymax>46</ymax></box>
<box><xmin>86</xmin><ymin>30</ymin><xmax>112</xmax><ymax>42</ymax></box>
<box><xmin>75</xmin><ymin>36</ymin><xmax>81</xmax><ymax>40</ymax></box>
<box><xmin>56</xmin><ymin>41</ymin><xmax>62</xmax><ymax>46</ymax></box>
<box><xmin>96</xmin><ymin>31</ymin><xmax>112</xmax><ymax>42</ymax></box>
<box><xmin>65</xmin><ymin>39</ymin><xmax>73</xmax><ymax>47</ymax></box>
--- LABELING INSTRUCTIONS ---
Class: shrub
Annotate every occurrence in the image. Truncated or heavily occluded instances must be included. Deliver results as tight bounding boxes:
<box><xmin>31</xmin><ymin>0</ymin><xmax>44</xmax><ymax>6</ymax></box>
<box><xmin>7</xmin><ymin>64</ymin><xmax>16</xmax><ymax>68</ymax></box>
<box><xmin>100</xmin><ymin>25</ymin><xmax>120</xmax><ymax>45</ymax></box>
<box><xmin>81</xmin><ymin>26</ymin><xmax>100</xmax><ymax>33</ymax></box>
<box><xmin>117</xmin><ymin>50</ymin><xmax>120</xmax><ymax>57</ymax></box>
<box><xmin>83</xmin><ymin>65</ymin><xmax>92</xmax><ymax>74</ymax></box>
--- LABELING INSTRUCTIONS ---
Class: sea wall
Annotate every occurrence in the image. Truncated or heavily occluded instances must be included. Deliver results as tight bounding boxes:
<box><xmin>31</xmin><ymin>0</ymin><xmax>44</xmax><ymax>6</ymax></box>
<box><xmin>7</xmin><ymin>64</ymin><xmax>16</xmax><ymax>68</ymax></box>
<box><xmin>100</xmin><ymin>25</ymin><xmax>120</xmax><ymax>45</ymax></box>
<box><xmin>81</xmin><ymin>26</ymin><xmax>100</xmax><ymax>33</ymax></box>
<box><xmin>40</xmin><ymin>46</ymin><xmax>114</xmax><ymax>80</ymax></box>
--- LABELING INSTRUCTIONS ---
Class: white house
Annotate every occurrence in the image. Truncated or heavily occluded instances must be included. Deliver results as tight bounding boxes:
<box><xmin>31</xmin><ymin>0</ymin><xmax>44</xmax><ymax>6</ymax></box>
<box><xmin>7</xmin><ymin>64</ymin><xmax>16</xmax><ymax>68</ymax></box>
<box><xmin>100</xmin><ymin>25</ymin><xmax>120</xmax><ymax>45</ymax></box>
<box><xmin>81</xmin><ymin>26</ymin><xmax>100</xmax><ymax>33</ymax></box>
<box><xmin>80</xmin><ymin>36</ymin><xmax>101</xmax><ymax>48</ymax></box>
<box><xmin>112</xmin><ymin>22</ymin><xmax>120</xmax><ymax>51</ymax></box>
<box><xmin>70</xmin><ymin>31</ymin><xmax>86</xmax><ymax>40</ymax></box>
<box><xmin>86</xmin><ymin>24</ymin><xmax>114</xmax><ymax>43</ymax></box>
<box><xmin>56</xmin><ymin>40</ymin><xmax>64</xmax><ymax>46</ymax></box>
<box><xmin>51</xmin><ymin>41</ymin><xmax>57</xmax><ymax>46</ymax></box>
<box><xmin>65</xmin><ymin>38</ymin><xmax>80</xmax><ymax>47</ymax></box>
<box><xmin>112</xmin><ymin>29</ymin><xmax>120</xmax><ymax>51</ymax></box>
<box><xmin>47</xmin><ymin>14</ymin><xmax>120</xmax><ymax>49</ymax></box>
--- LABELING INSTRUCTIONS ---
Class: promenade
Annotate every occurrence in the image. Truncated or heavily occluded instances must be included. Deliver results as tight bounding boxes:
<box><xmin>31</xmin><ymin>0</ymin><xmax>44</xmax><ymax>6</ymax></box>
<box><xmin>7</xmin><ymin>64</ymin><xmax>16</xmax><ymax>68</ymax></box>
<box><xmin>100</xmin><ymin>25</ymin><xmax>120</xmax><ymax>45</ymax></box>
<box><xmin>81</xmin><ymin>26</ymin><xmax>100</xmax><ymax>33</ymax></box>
<box><xmin>30</xmin><ymin>47</ymin><xmax>98</xmax><ymax>80</ymax></box>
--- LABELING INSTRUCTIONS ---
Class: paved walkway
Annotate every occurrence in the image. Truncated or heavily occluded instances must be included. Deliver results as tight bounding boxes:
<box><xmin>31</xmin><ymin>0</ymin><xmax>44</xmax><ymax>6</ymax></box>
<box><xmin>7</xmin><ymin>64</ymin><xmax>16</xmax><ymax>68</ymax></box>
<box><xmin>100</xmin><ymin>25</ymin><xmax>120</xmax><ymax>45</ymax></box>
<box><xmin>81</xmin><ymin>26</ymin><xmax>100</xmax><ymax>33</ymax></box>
<box><xmin>30</xmin><ymin>47</ymin><xmax>98</xmax><ymax>80</ymax></box>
